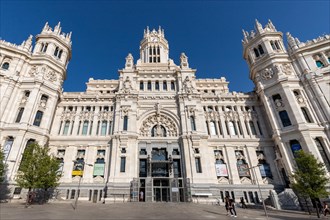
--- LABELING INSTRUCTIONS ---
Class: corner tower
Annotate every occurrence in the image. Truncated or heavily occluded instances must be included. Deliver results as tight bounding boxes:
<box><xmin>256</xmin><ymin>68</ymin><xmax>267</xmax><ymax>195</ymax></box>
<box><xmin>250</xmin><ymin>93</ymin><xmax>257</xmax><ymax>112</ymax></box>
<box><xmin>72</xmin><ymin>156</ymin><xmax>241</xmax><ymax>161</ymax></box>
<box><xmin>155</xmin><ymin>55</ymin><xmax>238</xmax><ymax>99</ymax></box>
<box><xmin>242</xmin><ymin>19</ymin><xmax>330</xmax><ymax>187</ymax></box>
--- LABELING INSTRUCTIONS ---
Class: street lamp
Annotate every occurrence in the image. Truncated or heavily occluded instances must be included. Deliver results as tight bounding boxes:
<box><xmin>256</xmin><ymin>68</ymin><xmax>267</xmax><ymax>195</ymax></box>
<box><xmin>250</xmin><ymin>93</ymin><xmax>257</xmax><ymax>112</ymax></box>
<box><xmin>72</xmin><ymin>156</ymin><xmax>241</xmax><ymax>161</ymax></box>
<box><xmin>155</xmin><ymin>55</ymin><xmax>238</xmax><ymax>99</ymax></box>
<box><xmin>72</xmin><ymin>160</ymin><xmax>93</xmax><ymax>210</ymax></box>
<box><xmin>248</xmin><ymin>164</ymin><xmax>269</xmax><ymax>220</ymax></box>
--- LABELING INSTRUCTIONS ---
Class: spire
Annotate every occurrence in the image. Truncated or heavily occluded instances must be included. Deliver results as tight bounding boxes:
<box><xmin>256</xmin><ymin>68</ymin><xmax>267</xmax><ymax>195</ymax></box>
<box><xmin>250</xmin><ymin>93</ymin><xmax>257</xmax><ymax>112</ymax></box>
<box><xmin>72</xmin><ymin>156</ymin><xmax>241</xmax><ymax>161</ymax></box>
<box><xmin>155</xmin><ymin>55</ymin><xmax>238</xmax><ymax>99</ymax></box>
<box><xmin>255</xmin><ymin>19</ymin><xmax>263</xmax><ymax>33</ymax></box>
<box><xmin>54</xmin><ymin>22</ymin><xmax>61</xmax><ymax>34</ymax></box>
<box><xmin>267</xmin><ymin>19</ymin><xmax>276</xmax><ymax>31</ymax></box>
<box><xmin>242</xmin><ymin>29</ymin><xmax>248</xmax><ymax>42</ymax></box>
<box><xmin>286</xmin><ymin>32</ymin><xmax>297</xmax><ymax>49</ymax></box>
<box><xmin>43</xmin><ymin>22</ymin><xmax>49</xmax><ymax>31</ymax></box>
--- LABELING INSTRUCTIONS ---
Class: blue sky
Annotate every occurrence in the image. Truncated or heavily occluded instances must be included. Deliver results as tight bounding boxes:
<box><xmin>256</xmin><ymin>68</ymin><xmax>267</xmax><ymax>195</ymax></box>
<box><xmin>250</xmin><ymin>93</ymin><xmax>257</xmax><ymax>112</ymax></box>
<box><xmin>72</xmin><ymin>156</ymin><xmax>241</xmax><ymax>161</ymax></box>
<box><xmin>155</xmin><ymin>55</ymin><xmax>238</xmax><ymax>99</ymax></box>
<box><xmin>1</xmin><ymin>0</ymin><xmax>329</xmax><ymax>92</ymax></box>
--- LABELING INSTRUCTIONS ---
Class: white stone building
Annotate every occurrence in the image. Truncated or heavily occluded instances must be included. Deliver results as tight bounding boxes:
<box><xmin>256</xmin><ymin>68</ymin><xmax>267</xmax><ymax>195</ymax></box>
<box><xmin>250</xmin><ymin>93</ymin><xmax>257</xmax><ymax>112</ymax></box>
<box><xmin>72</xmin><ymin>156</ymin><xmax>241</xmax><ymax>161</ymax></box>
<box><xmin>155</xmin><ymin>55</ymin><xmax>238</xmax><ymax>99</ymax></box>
<box><xmin>1</xmin><ymin>20</ymin><xmax>329</xmax><ymax>205</ymax></box>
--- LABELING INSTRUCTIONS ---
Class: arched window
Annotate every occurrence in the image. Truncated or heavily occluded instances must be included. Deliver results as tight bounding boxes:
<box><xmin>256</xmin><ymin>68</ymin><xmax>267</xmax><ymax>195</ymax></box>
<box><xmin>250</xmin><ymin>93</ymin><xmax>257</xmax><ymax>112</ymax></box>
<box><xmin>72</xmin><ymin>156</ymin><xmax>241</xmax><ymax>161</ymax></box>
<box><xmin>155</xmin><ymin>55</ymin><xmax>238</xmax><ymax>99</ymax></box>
<box><xmin>163</xmin><ymin>81</ymin><xmax>167</xmax><ymax>91</ymax></box>
<box><xmin>41</xmin><ymin>43</ymin><xmax>48</xmax><ymax>52</ymax></box>
<box><xmin>58</xmin><ymin>50</ymin><xmax>63</xmax><ymax>59</ymax></box>
<box><xmin>171</xmin><ymin>81</ymin><xmax>175</xmax><ymax>91</ymax></box>
<box><xmin>301</xmin><ymin>107</ymin><xmax>312</xmax><ymax>123</ymax></box>
<box><xmin>82</xmin><ymin>121</ymin><xmax>89</xmax><ymax>135</ymax></box>
<box><xmin>279</xmin><ymin>110</ymin><xmax>292</xmax><ymax>127</ymax></box>
<box><xmin>316</xmin><ymin>60</ymin><xmax>324</xmax><ymax>68</ymax></box>
<box><xmin>254</xmin><ymin>48</ymin><xmax>260</xmax><ymax>58</ymax></box>
<box><xmin>147</xmin><ymin>81</ymin><xmax>151</xmax><ymax>91</ymax></box>
<box><xmin>155</xmin><ymin>81</ymin><xmax>159</xmax><ymax>90</ymax></box>
<box><xmin>315</xmin><ymin>138</ymin><xmax>330</xmax><ymax>171</ymax></box>
<box><xmin>63</xmin><ymin>121</ymin><xmax>70</xmax><ymax>135</ymax></box>
<box><xmin>33</xmin><ymin>111</ymin><xmax>43</xmax><ymax>126</ymax></box>
<box><xmin>258</xmin><ymin>45</ymin><xmax>264</xmax><ymax>55</ymax></box>
<box><xmin>275</xmin><ymin>41</ymin><xmax>281</xmax><ymax>50</ymax></box>
<box><xmin>270</xmin><ymin>41</ymin><xmax>276</xmax><ymax>50</ymax></box>
<box><xmin>1</xmin><ymin>62</ymin><xmax>9</xmax><ymax>70</ymax></box>
<box><xmin>54</xmin><ymin>46</ymin><xmax>59</xmax><ymax>57</ymax></box>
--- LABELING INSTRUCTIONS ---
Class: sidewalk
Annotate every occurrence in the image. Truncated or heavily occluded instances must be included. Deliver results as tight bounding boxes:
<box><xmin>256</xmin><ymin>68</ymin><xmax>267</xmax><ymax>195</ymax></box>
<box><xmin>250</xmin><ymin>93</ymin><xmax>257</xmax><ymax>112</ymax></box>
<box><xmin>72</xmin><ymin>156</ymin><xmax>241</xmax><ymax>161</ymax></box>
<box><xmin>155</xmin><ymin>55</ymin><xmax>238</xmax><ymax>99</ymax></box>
<box><xmin>1</xmin><ymin>202</ymin><xmax>328</xmax><ymax>220</ymax></box>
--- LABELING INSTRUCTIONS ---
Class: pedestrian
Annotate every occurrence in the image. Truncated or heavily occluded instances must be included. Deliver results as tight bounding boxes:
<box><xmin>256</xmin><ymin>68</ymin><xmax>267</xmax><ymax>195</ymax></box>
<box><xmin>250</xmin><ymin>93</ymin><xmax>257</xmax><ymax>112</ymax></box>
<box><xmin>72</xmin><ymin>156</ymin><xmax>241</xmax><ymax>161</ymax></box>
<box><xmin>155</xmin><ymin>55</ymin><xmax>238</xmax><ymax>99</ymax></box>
<box><xmin>240</xmin><ymin>197</ymin><xmax>247</xmax><ymax>209</ymax></box>
<box><xmin>224</xmin><ymin>196</ymin><xmax>230</xmax><ymax>216</ymax></box>
<box><xmin>229</xmin><ymin>198</ymin><xmax>237</xmax><ymax>217</ymax></box>
<box><xmin>317</xmin><ymin>200</ymin><xmax>323</xmax><ymax>214</ymax></box>
<box><xmin>139</xmin><ymin>190</ymin><xmax>144</xmax><ymax>202</ymax></box>
<box><xmin>323</xmin><ymin>201</ymin><xmax>330</xmax><ymax>216</ymax></box>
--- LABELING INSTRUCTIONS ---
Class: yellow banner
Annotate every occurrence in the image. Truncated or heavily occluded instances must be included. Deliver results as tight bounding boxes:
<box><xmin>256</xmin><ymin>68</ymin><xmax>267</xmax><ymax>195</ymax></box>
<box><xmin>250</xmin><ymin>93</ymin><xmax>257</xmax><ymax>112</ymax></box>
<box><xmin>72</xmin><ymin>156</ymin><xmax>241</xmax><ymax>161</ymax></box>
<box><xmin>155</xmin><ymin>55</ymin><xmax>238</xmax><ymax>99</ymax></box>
<box><xmin>72</xmin><ymin>170</ymin><xmax>83</xmax><ymax>176</ymax></box>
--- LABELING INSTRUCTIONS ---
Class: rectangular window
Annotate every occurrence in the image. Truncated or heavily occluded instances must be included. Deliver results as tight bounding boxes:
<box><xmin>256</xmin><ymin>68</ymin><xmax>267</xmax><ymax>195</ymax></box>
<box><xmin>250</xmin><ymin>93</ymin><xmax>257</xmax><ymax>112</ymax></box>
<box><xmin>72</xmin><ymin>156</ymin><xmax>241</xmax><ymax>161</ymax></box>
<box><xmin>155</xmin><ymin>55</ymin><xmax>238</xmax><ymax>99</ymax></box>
<box><xmin>190</xmin><ymin>116</ymin><xmax>196</xmax><ymax>131</ymax></box>
<box><xmin>120</xmin><ymin>157</ymin><xmax>126</xmax><ymax>172</ymax></box>
<box><xmin>249</xmin><ymin>121</ymin><xmax>257</xmax><ymax>135</ymax></box>
<box><xmin>82</xmin><ymin>121</ymin><xmax>89</xmax><ymax>135</ymax></box>
<box><xmin>155</xmin><ymin>81</ymin><xmax>159</xmax><ymax>90</ymax></box>
<box><xmin>257</xmin><ymin>121</ymin><xmax>263</xmax><ymax>135</ymax></box>
<box><xmin>63</xmin><ymin>121</ymin><xmax>70</xmax><ymax>135</ymax></box>
<box><xmin>195</xmin><ymin>157</ymin><xmax>202</xmax><ymax>173</ymax></box>
<box><xmin>77</xmin><ymin>121</ymin><xmax>81</xmax><ymax>135</ymax></box>
<box><xmin>101</xmin><ymin>121</ymin><xmax>107</xmax><ymax>136</ymax></box>
<box><xmin>15</xmin><ymin>108</ymin><xmax>24</xmax><ymax>123</ymax></box>
<box><xmin>123</xmin><ymin>116</ymin><xmax>128</xmax><ymax>131</ymax></box>
<box><xmin>108</xmin><ymin>121</ymin><xmax>112</xmax><ymax>135</ymax></box>
<box><xmin>33</xmin><ymin>111</ymin><xmax>43</xmax><ymax>126</ymax></box>
<box><xmin>140</xmin><ymin>81</ymin><xmax>144</xmax><ymax>90</ymax></box>
<box><xmin>279</xmin><ymin>110</ymin><xmax>292</xmax><ymax>127</ymax></box>
<box><xmin>70</xmin><ymin>121</ymin><xmax>74</xmax><ymax>135</ymax></box>
<box><xmin>89</xmin><ymin>121</ymin><xmax>93</xmax><ymax>135</ymax></box>
<box><xmin>139</xmin><ymin>159</ymin><xmax>147</xmax><ymax>177</ymax></box>
<box><xmin>173</xmin><ymin>159</ymin><xmax>181</xmax><ymax>177</ymax></box>
<box><xmin>96</xmin><ymin>121</ymin><xmax>100</xmax><ymax>135</ymax></box>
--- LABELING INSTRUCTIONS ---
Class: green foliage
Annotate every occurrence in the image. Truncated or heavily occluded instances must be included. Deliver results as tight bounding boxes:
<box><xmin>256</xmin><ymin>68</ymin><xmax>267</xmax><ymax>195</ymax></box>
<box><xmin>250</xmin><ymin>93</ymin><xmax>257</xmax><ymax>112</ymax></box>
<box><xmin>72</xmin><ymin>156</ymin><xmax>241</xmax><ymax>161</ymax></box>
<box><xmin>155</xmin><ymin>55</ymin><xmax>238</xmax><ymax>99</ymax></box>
<box><xmin>0</xmin><ymin>147</ymin><xmax>6</xmax><ymax>183</ymax></box>
<box><xmin>16</xmin><ymin>143</ymin><xmax>61</xmax><ymax>191</ymax></box>
<box><xmin>291</xmin><ymin>150</ymin><xmax>329</xmax><ymax>200</ymax></box>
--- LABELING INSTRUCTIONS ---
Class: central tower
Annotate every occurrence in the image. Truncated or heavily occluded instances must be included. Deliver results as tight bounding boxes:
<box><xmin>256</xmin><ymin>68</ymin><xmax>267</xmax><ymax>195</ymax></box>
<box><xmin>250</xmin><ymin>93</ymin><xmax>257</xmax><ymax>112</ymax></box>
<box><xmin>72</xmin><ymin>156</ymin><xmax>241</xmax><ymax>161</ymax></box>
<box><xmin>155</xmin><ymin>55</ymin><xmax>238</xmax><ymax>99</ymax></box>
<box><xmin>139</xmin><ymin>26</ymin><xmax>169</xmax><ymax>64</ymax></box>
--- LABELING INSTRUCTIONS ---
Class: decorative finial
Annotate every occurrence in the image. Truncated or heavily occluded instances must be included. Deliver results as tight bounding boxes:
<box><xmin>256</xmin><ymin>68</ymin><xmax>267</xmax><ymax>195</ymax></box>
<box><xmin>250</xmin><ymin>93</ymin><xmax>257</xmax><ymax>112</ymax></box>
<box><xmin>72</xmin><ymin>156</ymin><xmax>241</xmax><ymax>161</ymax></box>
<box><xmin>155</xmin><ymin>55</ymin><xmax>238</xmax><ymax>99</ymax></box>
<box><xmin>255</xmin><ymin>19</ymin><xmax>263</xmax><ymax>33</ymax></box>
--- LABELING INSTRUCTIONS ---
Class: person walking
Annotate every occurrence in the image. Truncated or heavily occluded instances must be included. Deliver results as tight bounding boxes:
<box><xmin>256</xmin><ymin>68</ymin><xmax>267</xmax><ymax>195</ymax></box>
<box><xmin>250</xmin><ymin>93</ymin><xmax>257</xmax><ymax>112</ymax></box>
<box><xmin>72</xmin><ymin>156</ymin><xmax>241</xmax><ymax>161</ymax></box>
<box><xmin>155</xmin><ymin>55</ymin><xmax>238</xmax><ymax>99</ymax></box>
<box><xmin>229</xmin><ymin>198</ymin><xmax>237</xmax><ymax>217</ymax></box>
<box><xmin>240</xmin><ymin>197</ymin><xmax>247</xmax><ymax>209</ymax></box>
<box><xmin>139</xmin><ymin>190</ymin><xmax>144</xmax><ymax>202</ymax></box>
<box><xmin>224</xmin><ymin>196</ymin><xmax>230</xmax><ymax>216</ymax></box>
<box><xmin>323</xmin><ymin>201</ymin><xmax>330</xmax><ymax>216</ymax></box>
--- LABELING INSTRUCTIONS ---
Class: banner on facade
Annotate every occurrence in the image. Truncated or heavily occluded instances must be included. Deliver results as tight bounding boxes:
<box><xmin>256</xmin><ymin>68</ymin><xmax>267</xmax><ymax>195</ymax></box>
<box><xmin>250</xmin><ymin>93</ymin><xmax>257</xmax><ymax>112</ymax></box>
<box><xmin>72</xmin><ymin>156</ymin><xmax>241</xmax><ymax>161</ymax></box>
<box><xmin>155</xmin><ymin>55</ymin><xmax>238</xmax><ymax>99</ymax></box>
<box><xmin>237</xmin><ymin>163</ymin><xmax>250</xmax><ymax>177</ymax></box>
<box><xmin>93</xmin><ymin>163</ymin><xmax>105</xmax><ymax>176</ymax></box>
<box><xmin>3</xmin><ymin>139</ymin><xmax>14</xmax><ymax>161</ymax></box>
<box><xmin>72</xmin><ymin>161</ymin><xmax>84</xmax><ymax>176</ymax></box>
<box><xmin>215</xmin><ymin>164</ymin><xmax>228</xmax><ymax>177</ymax></box>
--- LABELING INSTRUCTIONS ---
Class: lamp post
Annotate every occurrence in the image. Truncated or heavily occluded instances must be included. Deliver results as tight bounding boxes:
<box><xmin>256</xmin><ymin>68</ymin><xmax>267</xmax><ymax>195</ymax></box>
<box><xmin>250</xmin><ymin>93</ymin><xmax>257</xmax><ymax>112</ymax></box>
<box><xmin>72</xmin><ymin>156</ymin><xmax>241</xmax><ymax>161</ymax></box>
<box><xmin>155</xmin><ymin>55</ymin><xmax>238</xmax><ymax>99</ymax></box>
<box><xmin>72</xmin><ymin>160</ymin><xmax>93</xmax><ymax>210</ymax></box>
<box><xmin>248</xmin><ymin>164</ymin><xmax>269</xmax><ymax>220</ymax></box>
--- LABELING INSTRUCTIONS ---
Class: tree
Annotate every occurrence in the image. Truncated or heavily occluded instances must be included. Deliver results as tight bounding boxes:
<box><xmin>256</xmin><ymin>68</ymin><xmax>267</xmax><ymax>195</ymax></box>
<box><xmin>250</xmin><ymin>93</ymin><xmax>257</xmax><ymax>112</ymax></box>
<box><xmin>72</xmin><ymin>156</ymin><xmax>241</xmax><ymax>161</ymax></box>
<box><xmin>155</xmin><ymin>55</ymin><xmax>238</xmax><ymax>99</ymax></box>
<box><xmin>0</xmin><ymin>146</ymin><xmax>5</xmax><ymax>184</ymax></box>
<box><xmin>16</xmin><ymin>143</ymin><xmax>61</xmax><ymax>206</ymax></box>
<box><xmin>290</xmin><ymin>150</ymin><xmax>329</xmax><ymax>218</ymax></box>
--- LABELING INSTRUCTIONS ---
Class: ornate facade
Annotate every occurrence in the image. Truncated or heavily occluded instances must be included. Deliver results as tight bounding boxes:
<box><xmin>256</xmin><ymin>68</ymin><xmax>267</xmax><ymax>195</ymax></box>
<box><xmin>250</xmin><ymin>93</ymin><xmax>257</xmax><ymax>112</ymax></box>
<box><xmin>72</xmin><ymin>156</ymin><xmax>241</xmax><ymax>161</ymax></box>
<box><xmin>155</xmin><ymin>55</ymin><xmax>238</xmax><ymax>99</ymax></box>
<box><xmin>1</xmin><ymin>20</ymin><xmax>329</xmax><ymax>205</ymax></box>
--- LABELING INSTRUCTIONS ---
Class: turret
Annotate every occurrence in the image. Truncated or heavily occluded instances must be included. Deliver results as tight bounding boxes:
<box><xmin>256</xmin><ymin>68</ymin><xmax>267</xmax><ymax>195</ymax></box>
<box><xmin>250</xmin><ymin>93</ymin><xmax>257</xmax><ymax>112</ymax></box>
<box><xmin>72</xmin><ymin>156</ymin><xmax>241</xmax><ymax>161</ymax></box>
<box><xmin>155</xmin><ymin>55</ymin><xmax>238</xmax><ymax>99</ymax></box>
<box><xmin>33</xmin><ymin>22</ymin><xmax>72</xmax><ymax>67</ymax></box>
<box><xmin>139</xmin><ymin>26</ymin><xmax>169</xmax><ymax>64</ymax></box>
<box><xmin>242</xmin><ymin>19</ymin><xmax>286</xmax><ymax>81</ymax></box>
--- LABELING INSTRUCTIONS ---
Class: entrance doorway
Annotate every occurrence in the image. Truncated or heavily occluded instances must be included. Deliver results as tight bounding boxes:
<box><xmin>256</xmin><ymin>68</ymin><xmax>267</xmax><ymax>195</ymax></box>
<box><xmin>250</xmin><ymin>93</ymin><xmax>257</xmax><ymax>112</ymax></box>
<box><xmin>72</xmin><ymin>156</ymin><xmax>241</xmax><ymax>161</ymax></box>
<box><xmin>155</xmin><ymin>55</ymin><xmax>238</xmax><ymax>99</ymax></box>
<box><xmin>153</xmin><ymin>179</ymin><xmax>170</xmax><ymax>202</ymax></box>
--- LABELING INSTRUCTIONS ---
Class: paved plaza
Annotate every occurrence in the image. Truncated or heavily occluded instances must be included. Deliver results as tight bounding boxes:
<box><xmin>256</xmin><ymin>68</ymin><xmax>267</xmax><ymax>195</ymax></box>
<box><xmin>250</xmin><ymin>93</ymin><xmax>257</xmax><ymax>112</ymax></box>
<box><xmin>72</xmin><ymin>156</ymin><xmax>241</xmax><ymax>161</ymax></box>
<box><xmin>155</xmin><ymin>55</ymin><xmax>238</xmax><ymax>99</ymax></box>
<box><xmin>1</xmin><ymin>202</ymin><xmax>328</xmax><ymax>220</ymax></box>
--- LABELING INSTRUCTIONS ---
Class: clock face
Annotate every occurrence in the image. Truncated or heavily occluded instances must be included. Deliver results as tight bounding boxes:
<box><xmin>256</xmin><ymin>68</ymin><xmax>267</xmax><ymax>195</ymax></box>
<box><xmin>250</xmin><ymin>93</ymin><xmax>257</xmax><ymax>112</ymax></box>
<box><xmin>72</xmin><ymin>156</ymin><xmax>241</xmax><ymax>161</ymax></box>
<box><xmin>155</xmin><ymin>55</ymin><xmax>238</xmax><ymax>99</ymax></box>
<box><xmin>151</xmin><ymin>37</ymin><xmax>158</xmax><ymax>42</ymax></box>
